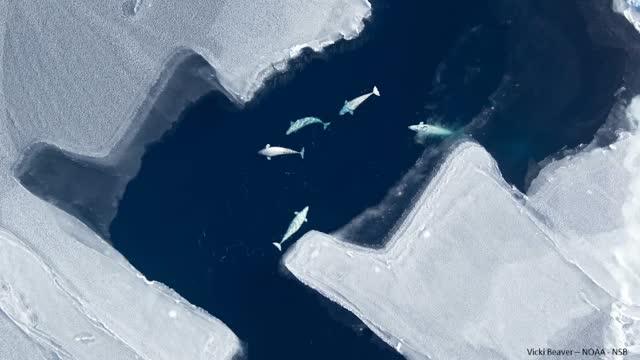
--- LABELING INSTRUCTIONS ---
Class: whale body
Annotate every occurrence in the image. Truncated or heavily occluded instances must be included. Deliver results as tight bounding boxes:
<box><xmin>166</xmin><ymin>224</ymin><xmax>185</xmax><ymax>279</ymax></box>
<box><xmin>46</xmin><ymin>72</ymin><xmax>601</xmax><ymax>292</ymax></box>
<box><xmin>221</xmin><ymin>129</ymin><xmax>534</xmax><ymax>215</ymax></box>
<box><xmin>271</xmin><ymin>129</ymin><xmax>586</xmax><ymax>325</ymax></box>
<box><xmin>273</xmin><ymin>206</ymin><xmax>309</xmax><ymax>251</ymax></box>
<box><xmin>258</xmin><ymin>144</ymin><xmax>305</xmax><ymax>160</ymax></box>
<box><xmin>408</xmin><ymin>122</ymin><xmax>453</xmax><ymax>136</ymax></box>
<box><xmin>340</xmin><ymin>86</ymin><xmax>380</xmax><ymax>115</ymax></box>
<box><xmin>286</xmin><ymin>117</ymin><xmax>331</xmax><ymax>135</ymax></box>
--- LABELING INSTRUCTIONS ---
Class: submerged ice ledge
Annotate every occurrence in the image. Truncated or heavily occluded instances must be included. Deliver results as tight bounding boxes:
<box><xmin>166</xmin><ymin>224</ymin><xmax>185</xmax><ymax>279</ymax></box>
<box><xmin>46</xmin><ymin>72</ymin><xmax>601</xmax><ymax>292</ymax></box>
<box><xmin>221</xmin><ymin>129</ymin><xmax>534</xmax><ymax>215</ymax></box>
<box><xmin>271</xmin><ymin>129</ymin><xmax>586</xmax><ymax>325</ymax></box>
<box><xmin>0</xmin><ymin>0</ymin><xmax>372</xmax><ymax>359</ymax></box>
<box><xmin>284</xmin><ymin>98</ymin><xmax>640</xmax><ymax>358</ymax></box>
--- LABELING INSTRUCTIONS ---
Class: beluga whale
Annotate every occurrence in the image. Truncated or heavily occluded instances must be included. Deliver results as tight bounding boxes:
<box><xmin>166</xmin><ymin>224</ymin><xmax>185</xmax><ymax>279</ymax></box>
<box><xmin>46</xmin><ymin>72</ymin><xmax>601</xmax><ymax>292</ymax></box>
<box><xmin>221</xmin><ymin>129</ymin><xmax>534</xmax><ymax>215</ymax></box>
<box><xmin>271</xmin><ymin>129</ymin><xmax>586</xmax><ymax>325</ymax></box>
<box><xmin>258</xmin><ymin>144</ymin><xmax>305</xmax><ymax>160</ymax></box>
<box><xmin>339</xmin><ymin>86</ymin><xmax>380</xmax><ymax>115</ymax></box>
<box><xmin>408</xmin><ymin>121</ymin><xmax>453</xmax><ymax>145</ymax></box>
<box><xmin>408</xmin><ymin>122</ymin><xmax>453</xmax><ymax>136</ymax></box>
<box><xmin>273</xmin><ymin>206</ymin><xmax>309</xmax><ymax>251</ymax></box>
<box><xmin>286</xmin><ymin>117</ymin><xmax>331</xmax><ymax>135</ymax></box>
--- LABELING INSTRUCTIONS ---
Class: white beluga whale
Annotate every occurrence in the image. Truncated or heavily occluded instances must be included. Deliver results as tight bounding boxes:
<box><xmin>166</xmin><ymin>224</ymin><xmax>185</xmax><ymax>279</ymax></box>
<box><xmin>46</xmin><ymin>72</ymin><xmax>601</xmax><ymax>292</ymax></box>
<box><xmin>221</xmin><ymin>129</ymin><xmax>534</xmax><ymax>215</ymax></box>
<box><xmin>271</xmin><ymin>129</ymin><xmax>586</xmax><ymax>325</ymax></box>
<box><xmin>340</xmin><ymin>86</ymin><xmax>380</xmax><ymax>115</ymax></box>
<box><xmin>408</xmin><ymin>122</ymin><xmax>453</xmax><ymax>136</ymax></box>
<box><xmin>286</xmin><ymin>117</ymin><xmax>331</xmax><ymax>135</ymax></box>
<box><xmin>258</xmin><ymin>144</ymin><xmax>305</xmax><ymax>160</ymax></box>
<box><xmin>273</xmin><ymin>206</ymin><xmax>309</xmax><ymax>251</ymax></box>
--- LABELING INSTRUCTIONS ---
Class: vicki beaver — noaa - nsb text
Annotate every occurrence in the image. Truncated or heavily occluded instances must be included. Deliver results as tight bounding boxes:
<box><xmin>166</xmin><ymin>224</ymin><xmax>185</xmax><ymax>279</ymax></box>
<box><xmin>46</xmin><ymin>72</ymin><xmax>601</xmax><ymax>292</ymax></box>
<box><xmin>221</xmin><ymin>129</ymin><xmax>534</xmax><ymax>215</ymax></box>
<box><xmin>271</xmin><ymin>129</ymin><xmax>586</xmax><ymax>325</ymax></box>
<box><xmin>526</xmin><ymin>347</ymin><xmax>628</xmax><ymax>356</ymax></box>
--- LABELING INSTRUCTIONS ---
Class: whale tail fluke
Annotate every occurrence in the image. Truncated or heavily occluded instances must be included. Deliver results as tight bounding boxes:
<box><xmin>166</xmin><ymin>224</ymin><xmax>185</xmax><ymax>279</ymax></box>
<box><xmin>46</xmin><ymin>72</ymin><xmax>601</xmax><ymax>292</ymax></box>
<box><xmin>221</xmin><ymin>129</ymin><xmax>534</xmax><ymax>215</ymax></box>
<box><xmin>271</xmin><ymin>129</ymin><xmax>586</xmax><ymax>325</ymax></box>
<box><xmin>323</xmin><ymin>122</ymin><xmax>331</xmax><ymax>130</ymax></box>
<box><xmin>299</xmin><ymin>147</ymin><xmax>305</xmax><ymax>159</ymax></box>
<box><xmin>272</xmin><ymin>242</ymin><xmax>282</xmax><ymax>251</ymax></box>
<box><xmin>372</xmin><ymin>86</ymin><xmax>380</xmax><ymax>96</ymax></box>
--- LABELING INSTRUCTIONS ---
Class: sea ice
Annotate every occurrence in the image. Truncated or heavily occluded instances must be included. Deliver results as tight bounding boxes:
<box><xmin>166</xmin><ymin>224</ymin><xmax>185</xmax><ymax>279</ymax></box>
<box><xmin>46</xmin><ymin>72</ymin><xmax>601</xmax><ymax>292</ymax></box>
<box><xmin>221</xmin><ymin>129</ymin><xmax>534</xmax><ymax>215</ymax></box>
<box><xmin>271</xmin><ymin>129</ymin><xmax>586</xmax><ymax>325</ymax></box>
<box><xmin>285</xmin><ymin>93</ymin><xmax>640</xmax><ymax>358</ymax></box>
<box><xmin>0</xmin><ymin>195</ymin><xmax>245</xmax><ymax>360</ymax></box>
<box><xmin>285</xmin><ymin>5</ymin><xmax>640</xmax><ymax>358</ymax></box>
<box><xmin>285</xmin><ymin>140</ymin><xmax>618</xmax><ymax>359</ymax></box>
<box><xmin>0</xmin><ymin>0</ymin><xmax>372</xmax><ymax>358</ymax></box>
<box><xmin>528</xmin><ymin>98</ymin><xmax>640</xmax><ymax>307</ymax></box>
<box><xmin>3</xmin><ymin>0</ymin><xmax>371</xmax><ymax>158</ymax></box>
<box><xmin>614</xmin><ymin>0</ymin><xmax>640</xmax><ymax>31</ymax></box>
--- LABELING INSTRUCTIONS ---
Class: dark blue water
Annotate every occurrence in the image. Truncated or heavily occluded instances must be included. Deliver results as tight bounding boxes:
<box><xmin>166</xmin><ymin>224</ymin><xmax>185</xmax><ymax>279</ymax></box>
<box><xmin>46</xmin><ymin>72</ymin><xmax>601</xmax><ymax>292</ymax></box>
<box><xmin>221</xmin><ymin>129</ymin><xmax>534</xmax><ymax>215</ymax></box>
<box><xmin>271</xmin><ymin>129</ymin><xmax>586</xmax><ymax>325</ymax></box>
<box><xmin>110</xmin><ymin>0</ymin><xmax>626</xmax><ymax>358</ymax></box>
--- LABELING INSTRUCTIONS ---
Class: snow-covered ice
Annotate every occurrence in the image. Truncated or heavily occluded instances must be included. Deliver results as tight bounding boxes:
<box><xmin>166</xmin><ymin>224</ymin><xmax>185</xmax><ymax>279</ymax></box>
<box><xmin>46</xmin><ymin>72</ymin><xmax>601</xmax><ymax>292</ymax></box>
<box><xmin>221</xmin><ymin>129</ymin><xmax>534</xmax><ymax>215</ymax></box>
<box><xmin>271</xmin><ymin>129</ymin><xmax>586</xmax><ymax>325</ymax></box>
<box><xmin>0</xmin><ymin>197</ymin><xmax>243</xmax><ymax>360</ymax></box>
<box><xmin>285</xmin><ymin>96</ymin><xmax>640</xmax><ymax>358</ymax></box>
<box><xmin>3</xmin><ymin>0</ymin><xmax>371</xmax><ymax>158</ymax></box>
<box><xmin>284</xmin><ymin>140</ymin><xmax>620</xmax><ymax>359</ymax></box>
<box><xmin>528</xmin><ymin>97</ymin><xmax>640</xmax><ymax>307</ymax></box>
<box><xmin>0</xmin><ymin>0</ymin><xmax>372</xmax><ymax>359</ymax></box>
<box><xmin>284</xmin><ymin>5</ymin><xmax>640</xmax><ymax>359</ymax></box>
<box><xmin>614</xmin><ymin>0</ymin><xmax>640</xmax><ymax>31</ymax></box>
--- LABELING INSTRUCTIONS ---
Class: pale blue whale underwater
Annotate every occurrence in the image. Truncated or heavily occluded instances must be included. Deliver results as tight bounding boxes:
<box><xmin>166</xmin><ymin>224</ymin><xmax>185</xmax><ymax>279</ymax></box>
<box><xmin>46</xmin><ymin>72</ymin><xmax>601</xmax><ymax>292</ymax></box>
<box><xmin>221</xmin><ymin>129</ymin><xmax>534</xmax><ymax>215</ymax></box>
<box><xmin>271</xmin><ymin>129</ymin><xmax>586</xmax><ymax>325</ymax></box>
<box><xmin>340</xmin><ymin>86</ymin><xmax>380</xmax><ymax>115</ymax></box>
<box><xmin>273</xmin><ymin>206</ymin><xmax>309</xmax><ymax>251</ymax></box>
<box><xmin>286</xmin><ymin>117</ymin><xmax>331</xmax><ymax>135</ymax></box>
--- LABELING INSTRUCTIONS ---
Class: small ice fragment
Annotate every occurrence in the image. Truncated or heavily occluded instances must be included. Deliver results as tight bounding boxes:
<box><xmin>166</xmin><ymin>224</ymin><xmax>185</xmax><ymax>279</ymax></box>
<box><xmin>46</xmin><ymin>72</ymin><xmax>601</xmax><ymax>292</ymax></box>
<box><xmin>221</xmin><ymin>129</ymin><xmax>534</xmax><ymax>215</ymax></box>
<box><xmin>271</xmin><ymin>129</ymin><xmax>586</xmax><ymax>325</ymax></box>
<box><xmin>395</xmin><ymin>340</ymin><xmax>403</xmax><ymax>353</ymax></box>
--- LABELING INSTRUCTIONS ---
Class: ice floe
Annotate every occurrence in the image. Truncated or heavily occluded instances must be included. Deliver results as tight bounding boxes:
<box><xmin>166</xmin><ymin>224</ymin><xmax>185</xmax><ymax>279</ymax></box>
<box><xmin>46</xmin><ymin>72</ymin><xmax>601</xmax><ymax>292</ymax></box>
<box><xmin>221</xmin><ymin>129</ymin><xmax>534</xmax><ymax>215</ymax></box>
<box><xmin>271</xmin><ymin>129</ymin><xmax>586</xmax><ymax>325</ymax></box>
<box><xmin>286</xmin><ymin>95</ymin><xmax>640</xmax><ymax>358</ymax></box>
<box><xmin>285</xmin><ymin>140</ymin><xmax>619</xmax><ymax>359</ymax></box>
<box><xmin>614</xmin><ymin>0</ymin><xmax>640</xmax><ymax>31</ymax></box>
<box><xmin>3</xmin><ymin>0</ymin><xmax>371</xmax><ymax>158</ymax></box>
<box><xmin>0</xmin><ymin>0</ymin><xmax>372</xmax><ymax>358</ymax></box>
<box><xmin>284</xmin><ymin>5</ymin><xmax>640</xmax><ymax>359</ymax></box>
<box><xmin>528</xmin><ymin>97</ymin><xmax>640</xmax><ymax>307</ymax></box>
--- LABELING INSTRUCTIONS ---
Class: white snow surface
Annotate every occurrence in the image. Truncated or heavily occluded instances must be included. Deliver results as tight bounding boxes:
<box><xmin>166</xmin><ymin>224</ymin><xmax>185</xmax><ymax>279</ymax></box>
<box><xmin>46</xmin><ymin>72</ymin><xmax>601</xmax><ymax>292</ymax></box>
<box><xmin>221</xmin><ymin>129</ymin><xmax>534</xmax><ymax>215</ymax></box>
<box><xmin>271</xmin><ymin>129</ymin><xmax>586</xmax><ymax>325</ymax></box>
<box><xmin>284</xmin><ymin>98</ymin><xmax>640</xmax><ymax>359</ymax></box>
<box><xmin>528</xmin><ymin>98</ymin><xmax>640</xmax><ymax>307</ymax></box>
<box><xmin>0</xmin><ymin>0</ymin><xmax>372</xmax><ymax>359</ymax></box>
<box><xmin>3</xmin><ymin>0</ymin><xmax>371</xmax><ymax>157</ymax></box>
